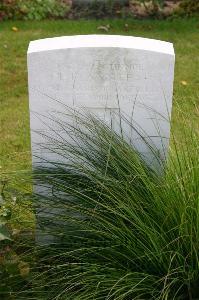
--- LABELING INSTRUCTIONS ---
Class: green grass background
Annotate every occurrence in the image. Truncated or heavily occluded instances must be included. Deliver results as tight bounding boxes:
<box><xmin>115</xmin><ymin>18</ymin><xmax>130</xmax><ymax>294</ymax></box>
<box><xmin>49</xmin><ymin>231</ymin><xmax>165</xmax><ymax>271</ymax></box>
<box><xmin>0</xmin><ymin>18</ymin><xmax>198</xmax><ymax>174</ymax></box>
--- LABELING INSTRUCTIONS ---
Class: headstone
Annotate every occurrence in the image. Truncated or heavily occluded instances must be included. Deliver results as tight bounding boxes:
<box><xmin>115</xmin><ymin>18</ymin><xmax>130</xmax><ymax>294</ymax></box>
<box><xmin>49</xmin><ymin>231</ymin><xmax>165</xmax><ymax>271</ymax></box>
<box><xmin>28</xmin><ymin>35</ymin><xmax>175</xmax><ymax>244</ymax></box>
<box><xmin>28</xmin><ymin>35</ymin><xmax>175</xmax><ymax>169</ymax></box>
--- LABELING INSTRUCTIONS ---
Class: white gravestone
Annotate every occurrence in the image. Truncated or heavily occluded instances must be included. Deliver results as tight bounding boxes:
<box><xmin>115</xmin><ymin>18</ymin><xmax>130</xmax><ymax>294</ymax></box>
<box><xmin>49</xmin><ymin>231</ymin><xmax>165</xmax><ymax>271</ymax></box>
<box><xmin>28</xmin><ymin>35</ymin><xmax>175</xmax><ymax>169</ymax></box>
<box><xmin>28</xmin><ymin>35</ymin><xmax>175</xmax><ymax>243</ymax></box>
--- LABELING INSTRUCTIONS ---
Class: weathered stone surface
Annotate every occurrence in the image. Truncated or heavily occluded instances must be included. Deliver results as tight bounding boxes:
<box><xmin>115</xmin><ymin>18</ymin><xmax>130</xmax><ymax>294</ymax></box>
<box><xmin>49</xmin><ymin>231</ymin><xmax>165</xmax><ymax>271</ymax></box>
<box><xmin>28</xmin><ymin>35</ymin><xmax>175</xmax><ymax>168</ymax></box>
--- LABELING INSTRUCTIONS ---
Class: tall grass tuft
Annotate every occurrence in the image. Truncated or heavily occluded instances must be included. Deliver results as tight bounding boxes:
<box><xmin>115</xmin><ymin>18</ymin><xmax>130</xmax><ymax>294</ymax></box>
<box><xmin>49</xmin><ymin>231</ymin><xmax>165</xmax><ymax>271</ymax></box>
<box><xmin>13</xmin><ymin>110</ymin><xmax>199</xmax><ymax>299</ymax></box>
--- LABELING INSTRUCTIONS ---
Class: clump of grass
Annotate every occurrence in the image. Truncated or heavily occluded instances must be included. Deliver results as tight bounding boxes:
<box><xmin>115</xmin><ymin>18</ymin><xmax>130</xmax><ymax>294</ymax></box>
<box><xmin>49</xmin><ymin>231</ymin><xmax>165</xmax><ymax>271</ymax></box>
<box><xmin>9</xmin><ymin>110</ymin><xmax>199</xmax><ymax>299</ymax></box>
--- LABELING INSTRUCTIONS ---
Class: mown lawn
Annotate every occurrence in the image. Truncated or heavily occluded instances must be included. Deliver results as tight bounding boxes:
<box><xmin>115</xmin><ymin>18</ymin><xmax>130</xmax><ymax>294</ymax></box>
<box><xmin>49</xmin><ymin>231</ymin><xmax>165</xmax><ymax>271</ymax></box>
<box><xmin>0</xmin><ymin>18</ymin><xmax>198</xmax><ymax>174</ymax></box>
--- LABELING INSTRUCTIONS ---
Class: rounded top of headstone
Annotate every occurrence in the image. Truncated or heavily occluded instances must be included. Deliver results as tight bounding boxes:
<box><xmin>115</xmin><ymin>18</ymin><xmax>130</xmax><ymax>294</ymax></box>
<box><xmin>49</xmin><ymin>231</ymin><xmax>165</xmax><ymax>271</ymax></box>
<box><xmin>28</xmin><ymin>35</ymin><xmax>174</xmax><ymax>56</ymax></box>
